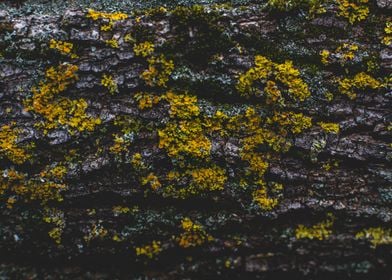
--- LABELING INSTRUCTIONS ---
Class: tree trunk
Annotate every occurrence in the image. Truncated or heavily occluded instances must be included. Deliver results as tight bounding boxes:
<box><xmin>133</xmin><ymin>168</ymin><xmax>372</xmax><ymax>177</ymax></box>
<box><xmin>0</xmin><ymin>0</ymin><xmax>391</xmax><ymax>278</ymax></box>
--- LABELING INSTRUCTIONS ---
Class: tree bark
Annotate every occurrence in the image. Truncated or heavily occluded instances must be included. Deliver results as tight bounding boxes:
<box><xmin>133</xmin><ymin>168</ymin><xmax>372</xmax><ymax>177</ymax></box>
<box><xmin>0</xmin><ymin>1</ymin><xmax>391</xmax><ymax>279</ymax></box>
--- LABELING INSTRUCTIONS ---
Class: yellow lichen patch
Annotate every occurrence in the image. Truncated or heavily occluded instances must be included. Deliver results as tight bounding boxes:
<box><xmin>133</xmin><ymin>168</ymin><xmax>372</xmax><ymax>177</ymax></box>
<box><xmin>133</xmin><ymin>41</ymin><xmax>155</xmax><ymax>57</ymax></box>
<box><xmin>43</xmin><ymin>207</ymin><xmax>65</xmax><ymax>244</ymax></box>
<box><xmin>191</xmin><ymin>166</ymin><xmax>227</xmax><ymax>192</ymax></box>
<box><xmin>177</xmin><ymin>218</ymin><xmax>213</xmax><ymax>248</ymax></box>
<box><xmin>49</xmin><ymin>39</ymin><xmax>78</xmax><ymax>58</ymax></box>
<box><xmin>26</xmin><ymin>64</ymin><xmax>101</xmax><ymax>134</ymax></box>
<box><xmin>83</xmin><ymin>222</ymin><xmax>108</xmax><ymax>243</ymax></box>
<box><xmin>134</xmin><ymin>92</ymin><xmax>161</xmax><ymax>110</ymax></box>
<box><xmin>131</xmin><ymin>152</ymin><xmax>144</xmax><ymax>168</ymax></box>
<box><xmin>336</xmin><ymin>43</ymin><xmax>359</xmax><ymax>61</ymax></box>
<box><xmin>141</xmin><ymin>173</ymin><xmax>162</xmax><ymax>191</ymax></box>
<box><xmin>252</xmin><ymin>183</ymin><xmax>278</xmax><ymax>211</ymax></box>
<box><xmin>112</xmin><ymin>206</ymin><xmax>131</xmax><ymax>216</ymax></box>
<box><xmin>135</xmin><ymin>241</ymin><xmax>162</xmax><ymax>258</ymax></box>
<box><xmin>338</xmin><ymin>72</ymin><xmax>382</xmax><ymax>99</ymax></box>
<box><xmin>336</xmin><ymin>0</ymin><xmax>369</xmax><ymax>24</ymax></box>
<box><xmin>105</xmin><ymin>38</ymin><xmax>119</xmax><ymax>49</ymax></box>
<box><xmin>109</xmin><ymin>134</ymin><xmax>130</xmax><ymax>154</ymax></box>
<box><xmin>86</xmin><ymin>9</ymin><xmax>128</xmax><ymax>31</ymax></box>
<box><xmin>295</xmin><ymin>213</ymin><xmax>335</xmax><ymax>240</ymax></box>
<box><xmin>1</xmin><ymin>165</ymin><xmax>67</xmax><ymax>207</ymax></box>
<box><xmin>0</xmin><ymin>123</ymin><xmax>31</xmax><ymax>164</ymax></box>
<box><xmin>141</xmin><ymin>54</ymin><xmax>174</xmax><ymax>88</ymax></box>
<box><xmin>237</xmin><ymin>55</ymin><xmax>311</xmax><ymax>102</ymax></box>
<box><xmin>267</xmin><ymin>111</ymin><xmax>312</xmax><ymax>134</ymax></box>
<box><xmin>382</xmin><ymin>21</ymin><xmax>392</xmax><ymax>45</ymax></box>
<box><xmin>318</xmin><ymin>122</ymin><xmax>340</xmax><ymax>134</ymax></box>
<box><xmin>158</xmin><ymin>120</ymin><xmax>211</xmax><ymax>159</ymax></box>
<box><xmin>355</xmin><ymin>227</ymin><xmax>392</xmax><ymax>248</ymax></box>
<box><xmin>101</xmin><ymin>74</ymin><xmax>119</xmax><ymax>94</ymax></box>
<box><xmin>165</xmin><ymin>91</ymin><xmax>199</xmax><ymax>119</ymax></box>
<box><xmin>320</xmin><ymin>49</ymin><xmax>330</xmax><ymax>65</ymax></box>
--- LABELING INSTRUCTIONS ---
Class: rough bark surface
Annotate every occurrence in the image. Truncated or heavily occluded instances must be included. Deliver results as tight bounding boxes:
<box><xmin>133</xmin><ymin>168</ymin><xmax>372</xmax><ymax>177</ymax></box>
<box><xmin>0</xmin><ymin>0</ymin><xmax>391</xmax><ymax>279</ymax></box>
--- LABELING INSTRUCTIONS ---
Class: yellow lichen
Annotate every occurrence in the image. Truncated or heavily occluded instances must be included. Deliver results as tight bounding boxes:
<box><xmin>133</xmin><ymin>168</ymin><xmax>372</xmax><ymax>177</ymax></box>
<box><xmin>355</xmin><ymin>227</ymin><xmax>392</xmax><ymax>248</ymax></box>
<box><xmin>191</xmin><ymin>166</ymin><xmax>227</xmax><ymax>192</ymax></box>
<box><xmin>177</xmin><ymin>218</ymin><xmax>213</xmax><ymax>248</ymax></box>
<box><xmin>164</xmin><ymin>91</ymin><xmax>199</xmax><ymax>119</ymax></box>
<box><xmin>141</xmin><ymin>173</ymin><xmax>162</xmax><ymax>191</ymax></box>
<box><xmin>101</xmin><ymin>74</ymin><xmax>119</xmax><ymax>94</ymax></box>
<box><xmin>26</xmin><ymin>64</ymin><xmax>101</xmax><ymax>134</ymax></box>
<box><xmin>158</xmin><ymin>120</ymin><xmax>211</xmax><ymax>159</ymax></box>
<box><xmin>338</xmin><ymin>72</ymin><xmax>382</xmax><ymax>99</ymax></box>
<box><xmin>134</xmin><ymin>92</ymin><xmax>161</xmax><ymax>110</ymax></box>
<box><xmin>382</xmin><ymin>21</ymin><xmax>392</xmax><ymax>45</ymax></box>
<box><xmin>320</xmin><ymin>49</ymin><xmax>330</xmax><ymax>65</ymax></box>
<box><xmin>318</xmin><ymin>122</ymin><xmax>340</xmax><ymax>134</ymax></box>
<box><xmin>105</xmin><ymin>38</ymin><xmax>119</xmax><ymax>49</ymax></box>
<box><xmin>295</xmin><ymin>213</ymin><xmax>335</xmax><ymax>240</ymax></box>
<box><xmin>86</xmin><ymin>9</ymin><xmax>128</xmax><ymax>31</ymax></box>
<box><xmin>252</xmin><ymin>183</ymin><xmax>278</xmax><ymax>211</ymax></box>
<box><xmin>0</xmin><ymin>123</ymin><xmax>31</xmax><ymax>164</ymax></box>
<box><xmin>237</xmin><ymin>55</ymin><xmax>311</xmax><ymax>102</ymax></box>
<box><xmin>136</xmin><ymin>240</ymin><xmax>162</xmax><ymax>258</ymax></box>
<box><xmin>336</xmin><ymin>0</ymin><xmax>369</xmax><ymax>24</ymax></box>
<box><xmin>133</xmin><ymin>41</ymin><xmax>155</xmax><ymax>57</ymax></box>
<box><xmin>43</xmin><ymin>207</ymin><xmax>65</xmax><ymax>244</ymax></box>
<box><xmin>83</xmin><ymin>222</ymin><xmax>108</xmax><ymax>243</ymax></box>
<box><xmin>49</xmin><ymin>39</ymin><xmax>78</xmax><ymax>58</ymax></box>
<box><xmin>141</xmin><ymin>54</ymin><xmax>174</xmax><ymax>88</ymax></box>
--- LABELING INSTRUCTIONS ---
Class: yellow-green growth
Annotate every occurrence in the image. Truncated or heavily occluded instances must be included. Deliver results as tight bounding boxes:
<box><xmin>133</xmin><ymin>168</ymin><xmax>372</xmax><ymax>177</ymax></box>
<box><xmin>133</xmin><ymin>41</ymin><xmax>155</xmax><ymax>57</ymax></box>
<box><xmin>135</xmin><ymin>241</ymin><xmax>162</xmax><ymax>258</ymax></box>
<box><xmin>295</xmin><ymin>213</ymin><xmax>335</xmax><ymax>240</ymax></box>
<box><xmin>141</xmin><ymin>54</ymin><xmax>174</xmax><ymax>87</ymax></box>
<box><xmin>177</xmin><ymin>218</ymin><xmax>213</xmax><ymax>248</ymax></box>
<box><xmin>336</xmin><ymin>0</ymin><xmax>369</xmax><ymax>24</ymax></box>
<box><xmin>26</xmin><ymin>64</ymin><xmax>101</xmax><ymax>134</ymax></box>
<box><xmin>382</xmin><ymin>21</ymin><xmax>392</xmax><ymax>45</ymax></box>
<box><xmin>237</xmin><ymin>55</ymin><xmax>311</xmax><ymax>102</ymax></box>
<box><xmin>101</xmin><ymin>74</ymin><xmax>119</xmax><ymax>94</ymax></box>
<box><xmin>43</xmin><ymin>207</ymin><xmax>65</xmax><ymax>244</ymax></box>
<box><xmin>86</xmin><ymin>9</ymin><xmax>128</xmax><ymax>31</ymax></box>
<box><xmin>49</xmin><ymin>39</ymin><xmax>78</xmax><ymax>58</ymax></box>
<box><xmin>252</xmin><ymin>182</ymin><xmax>279</xmax><ymax>211</ymax></box>
<box><xmin>141</xmin><ymin>173</ymin><xmax>162</xmax><ymax>191</ymax></box>
<box><xmin>318</xmin><ymin>122</ymin><xmax>340</xmax><ymax>134</ymax></box>
<box><xmin>134</xmin><ymin>92</ymin><xmax>161</xmax><ymax>110</ymax></box>
<box><xmin>355</xmin><ymin>227</ymin><xmax>392</xmax><ymax>248</ymax></box>
<box><xmin>191</xmin><ymin>166</ymin><xmax>227</xmax><ymax>192</ymax></box>
<box><xmin>0</xmin><ymin>123</ymin><xmax>31</xmax><ymax>164</ymax></box>
<box><xmin>105</xmin><ymin>39</ymin><xmax>119</xmax><ymax>49</ymax></box>
<box><xmin>338</xmin><ymin>72</ymin><xmax>382</xmax><ymax>99</ymax></box>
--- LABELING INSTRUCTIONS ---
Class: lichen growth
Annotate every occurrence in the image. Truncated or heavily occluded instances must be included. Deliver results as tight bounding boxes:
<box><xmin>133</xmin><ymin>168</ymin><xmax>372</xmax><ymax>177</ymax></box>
<box><xmin>336</xmin><ymin>0</ymin><xmax>369</xmax><ymax>24</ymax></box>
<box><xmin>101</xmin><ymin>74</ymin><xmax>119</xmax><ymax>94</ymax></box>
<box><xmin>26</xmin><ymin>64</ymin><xmax>101</xmax><ymax>134</ymax></box>
<box><xmin>177</xmin><ymin>218</ymin><xmax>213</xmax><ymax>248</ymax></box>
<box><xmin>86</xmin><ymin>9</ymin><xmax>128</xmax><ymax>31</ymax></box>
<box><xmin>338</xmin><ymin>72</ymin><xmax>382</xmax><ymax>99</ymax></box>
<box><xmin>295</xmin><ymin>213</ymin><xmax>335</xmax><ymax>240</ymax></box>
<box><xmin>382</xmin><ymin>21</ymin><xmax>392</xmax><ymax>46</ymax></box>
<box><xmin>135</xmin><ymin>240</ymin><xmax>162</xmax><ymax>258</ymax></box>
<box><xmin>141</xmin><ymin>54</ymin><xmax>175</xmax><ymax>87</ymax></box>
<box><xmin>133</xmin><ymin>41</ymin><xmax>155</xmax><ymax>57</ymax></box>
<box><xmin>355</xmin><ymin>227</ymin><xmax>392</xmax><ymax>248</ymax></box>
<box><xmin>318</xmin><ymin>122</ymin><xmax>340</xmax><ymax>134</ymax></box>
<box><xmin>237</xmin><ymin>55</ymin><xmax>311</xmax><ymax>103</ymax></box>
<box><xmin>0</xmin><ymin>123</ymin><xmax>31</xmax><ymax>164</ymax></box>
<box><xmin>49</xmin><ymin>39</ymin><xmax>78</xmax><ymax>58</ymax></box>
